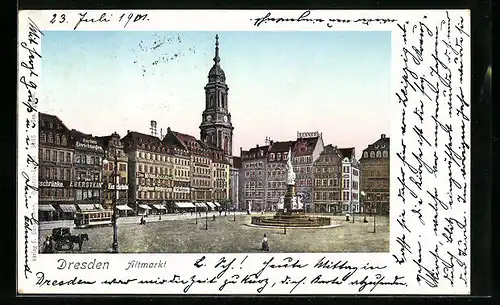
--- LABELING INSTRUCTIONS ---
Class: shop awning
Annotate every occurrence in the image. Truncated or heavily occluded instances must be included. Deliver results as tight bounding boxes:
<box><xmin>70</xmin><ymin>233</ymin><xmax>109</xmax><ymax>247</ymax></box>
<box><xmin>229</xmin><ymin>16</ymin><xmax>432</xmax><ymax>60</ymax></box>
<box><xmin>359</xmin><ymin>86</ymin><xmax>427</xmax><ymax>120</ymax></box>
<box><xmin>78</xmin><ymin>204</ymin><xmax>96</xmax><ymax>211</ymax></box>
<box><xmin>175</xmin><ymin>202</ymin><xmax>194</xmax><ymax>208</ymax></box>
<box><xmin>152</xmin><ymin>205</ymin><xmax>166</xmax><ymax>210</ymax></box>
<box><xmin>94</xmin><ymin>204</ymin><xmax>104</xmax><ymax>210</ymax></box>
<box><xmin>198</xmin><ymin>202</ymin><xmax>208</xmax><ymax>208</ymax></box>
<box><xmin>139</xmin><ymin>204</ymin><xmax>151</xmax><ymax>210</ymax></box>
<box><xmin>38</xmin><ymin>205</ymin><xmax>56</xmax><ymax>212</ymax></box>
<box><xmin>59</xmin><ymin>204</ymin><xmax>77</xmax><ymax>213</ymax></box>
<box><xmin>116</xmin><ymin>205</ymin><xmax>133</xmax><ymax>211</ymax></box>
<box><xmin>213</xmin><ymin>202</ymin><xmax>221</xmax><ymax>207</ymax></box>
<box><xmin>206</xmin><ymin>202</ymin><xmax>216</xmax><ymax>209</ymax></box>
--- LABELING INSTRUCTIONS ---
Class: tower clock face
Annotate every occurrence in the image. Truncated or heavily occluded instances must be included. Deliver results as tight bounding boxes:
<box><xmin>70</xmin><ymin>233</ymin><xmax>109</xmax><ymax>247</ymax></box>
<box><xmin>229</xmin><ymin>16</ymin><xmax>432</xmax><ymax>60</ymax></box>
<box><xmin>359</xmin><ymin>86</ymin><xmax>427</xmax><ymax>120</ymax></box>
<box><xmin>223</xmin><ymin>115</ymin><xmax>228</xmax><ymax>122</ymax></box>
<box><xmin>206</xmin><ymin>115</ymin><xmax>212</xmax><ymax>122</ymax></box>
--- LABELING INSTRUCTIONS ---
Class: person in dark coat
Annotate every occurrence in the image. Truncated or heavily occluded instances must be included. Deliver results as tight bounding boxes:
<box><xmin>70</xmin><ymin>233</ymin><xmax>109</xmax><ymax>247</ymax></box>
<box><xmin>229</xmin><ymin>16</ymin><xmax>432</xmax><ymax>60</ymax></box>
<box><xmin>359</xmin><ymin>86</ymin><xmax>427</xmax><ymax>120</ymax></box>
<box><xmin>261</xmin><ymin>234</ymin><xmax>269</xmax><ymax>252</ymax></box>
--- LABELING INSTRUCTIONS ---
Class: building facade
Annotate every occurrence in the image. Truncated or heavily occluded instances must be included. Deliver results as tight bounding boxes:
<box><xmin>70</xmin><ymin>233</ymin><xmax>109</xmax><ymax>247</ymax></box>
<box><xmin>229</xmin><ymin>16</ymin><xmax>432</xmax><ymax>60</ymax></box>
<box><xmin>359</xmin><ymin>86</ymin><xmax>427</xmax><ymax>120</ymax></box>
<box><xmin>292</xmin><ymin>132</ymin><xmax>324</xmax><ymax>213</ymax></box>
<box><xmin>240</xmin><ymin>145</ymin><xmax>269</xmax><ymax>212</ymax></box>
<box><xmin>122</xmin><ymin>131</ymin><xmax>173</xmax><ymax>215</ymax></box>
<box><xmin>98</xmin><ymin>132</ymin><xmax>130</xmax><ymax>214</ymax></box>
<box><xmin>167</xmin><ymin>140</ymin><xmax>191</xmax><ymax>203</ymax></box>
<box><xmin>38</xmin><ymin>113</ymin><xmax>75</xmax><ymax>221</ymax></box>
<box><xmin>359</xmin><ymin>134</ymin><xmax>390</xmax><ymax>215</ymax></box>
<box><xmin>164</xmin><ymin>129</ymin><xmax>212</xmax><ymax>203</ymax></box>
<box><xmin>231</xmin><ymin>157</ymin><xmax>242</xmax><ymax>211</ymax></box>
<box><xmin>199</xmin><ymin>34</ymin><xmax>234</xmax><ymax>158</ymax></box>
<box><xmin>265</xmin><ymin>141</ymin><xmax>295</xmax><ymax>211</ymax></box>
<box><xmin>211</xmin><ymin>147</ymin><xmax>231</xmax><ymax>204</ymax></box>
<box><xmin>338</xmin><ymin>148</ymin><xmax>361</xmax><ymax>213</ymax></box>
<box><xmin>312</xmin><ymin>144</ymin><xmax>342</xmax><ymax>213</ymax></box>
<box><xmin>70</xmin><ymin>130</ymin><xmax>105</xmax><ymax>213</ymax></box>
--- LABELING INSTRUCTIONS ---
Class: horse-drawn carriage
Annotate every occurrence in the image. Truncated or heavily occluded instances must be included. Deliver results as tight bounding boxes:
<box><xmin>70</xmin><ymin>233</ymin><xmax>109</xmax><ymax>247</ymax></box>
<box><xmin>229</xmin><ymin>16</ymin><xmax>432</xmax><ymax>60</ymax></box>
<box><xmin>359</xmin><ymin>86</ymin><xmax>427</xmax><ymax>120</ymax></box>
<box><xmin>51</xmin><ymin>227</ymin><xmax>89</xmax><ymax>251</ymax></box>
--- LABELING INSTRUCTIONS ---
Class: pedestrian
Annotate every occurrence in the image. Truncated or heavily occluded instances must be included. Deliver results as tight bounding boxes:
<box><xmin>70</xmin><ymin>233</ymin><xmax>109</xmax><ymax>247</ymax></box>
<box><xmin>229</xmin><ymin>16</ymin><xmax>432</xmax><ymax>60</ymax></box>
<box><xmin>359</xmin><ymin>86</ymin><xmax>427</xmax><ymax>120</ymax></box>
<box><xmin>212</xmin><ymin>214</ymin><xmax>216</xmax><ymax>221</ymax></box>
<box><xmin>363</xmin><ymin>216</ymin><xmax>368</xmax><ymax>223</ymax></box>
<box><xmin>48</xmin><ymin>236</ymin><xmax>55</xmax><ymax>253</ymax></box>
<box><xmin>140</xmin><ymin>216</ymin><xmax>145</xmax><ymax>225</ymax></box>
<box><xmin>42</xmin><ymin>236</ymin><xmax>50</xmax><ymax>253</ymax></box>
<box><xmin>261</xmin><ymin>234</ymin><xmax>269</xmax><ymax>251</ymax></box>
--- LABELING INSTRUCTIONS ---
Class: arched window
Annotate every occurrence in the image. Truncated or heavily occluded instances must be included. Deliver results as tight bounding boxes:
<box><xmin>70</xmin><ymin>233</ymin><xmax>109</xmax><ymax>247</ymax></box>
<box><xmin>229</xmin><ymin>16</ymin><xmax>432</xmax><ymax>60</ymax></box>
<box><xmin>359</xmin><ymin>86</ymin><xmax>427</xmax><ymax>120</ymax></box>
<box><xmin>61</xmin><ymin>135</ymin><xmax>67</xmax><ymax>145</ymax></box>
<box><xmin>55</xmin><ymin>135</ymin><xmax>60</xmax><ymax>144</ymax></box>
<box><xmin>370</xmin><ymin>151</ymin><xmax>375</xmax><ymax>158</ymax></box>
<box><xmin>383</xmin><ymin>150</ymin><xmax>388</xmax><ymax>158</ymax></box>
<box><xmin>376</xmin><ymin>151</ymin><xmax>382</xmax><ymax>158</ymax></box>
<box><xmin>363</xmin><ymin>151</ymin><xmax>368</xmax><ymax>158</ymax></box>
<box><xmin>48</xmin><ymin>134</ymin><xmax>53</xmax><ymax>143</ymax></box>
<box><xmin>41</xmin><ymin>133</ymin><xmax>46</xmax><ymax>142</ymax></box>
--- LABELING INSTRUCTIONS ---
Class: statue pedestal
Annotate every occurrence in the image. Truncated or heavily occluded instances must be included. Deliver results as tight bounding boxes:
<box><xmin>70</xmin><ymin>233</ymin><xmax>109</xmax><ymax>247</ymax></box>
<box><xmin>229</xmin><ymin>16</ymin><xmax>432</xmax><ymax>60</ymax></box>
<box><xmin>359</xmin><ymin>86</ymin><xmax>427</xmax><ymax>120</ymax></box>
<box><xmin>275</xmin><ymin>183</ymin><xmax>304</xmax><ymax>216</ymax></box>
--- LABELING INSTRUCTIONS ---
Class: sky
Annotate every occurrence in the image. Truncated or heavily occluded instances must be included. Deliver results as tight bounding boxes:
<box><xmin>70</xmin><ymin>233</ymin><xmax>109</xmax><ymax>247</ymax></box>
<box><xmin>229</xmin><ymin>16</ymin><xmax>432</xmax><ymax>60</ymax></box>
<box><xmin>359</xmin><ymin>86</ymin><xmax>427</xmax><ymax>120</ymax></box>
<box><xmin>41</xmin><ymin>31</ymin><xmax>391</xmax><ymax>159</ymax></box>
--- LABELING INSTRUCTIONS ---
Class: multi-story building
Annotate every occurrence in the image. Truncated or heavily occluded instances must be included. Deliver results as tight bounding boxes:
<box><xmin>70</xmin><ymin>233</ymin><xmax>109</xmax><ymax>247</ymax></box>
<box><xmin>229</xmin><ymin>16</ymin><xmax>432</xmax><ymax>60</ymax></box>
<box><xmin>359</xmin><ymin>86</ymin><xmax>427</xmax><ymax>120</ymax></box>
<box><xmin>240</xmin><ymin>145</ymin><xmax>269</xmax><ymax>212</ymax></box>
<box><xmin>70</xmin><ymin>130</ymin><xmax>105</xmax><ymax>213</ymax></box>
<box><xmin>312</xmin><ymin>144</ymin><xmax>342</xmax><ymax>213</ymax></box>
<box><xmin>38</xmin><ymin>113</ymin><xmax>75</xmax><ymax>221</ymax></box>
<box><xmin>210</xmin><ymin>147</ymin><xmax>231</xmax><ymax>205</ymax></box>
<box><xmin>164</xmin><ymin>134</ymin><xmax>191</xmax><ymax>204</ymax></box>
<box><xmin>292</xmin><ymin>132</ymin><xmax>324</xmax><ymax>213</ymax></box>
<box><xmin>98</xmin><ymin>132</ymin><xmax>130</xmax><ymax>216</ymax></box>
<box><xmin>338</xmin><ymin>148</ymin><xmax>360</xmax><ymax>213</ymax></box>
<box><xmin>231</xmin><ymin>156</ymin><xmax>243</xmax><ymax>211</ymax></box>
<box><xmin>121</xmin><ymin>131</ymin><xmax>173</xmax><ymax>215</ymax></box>
<box><xmin>265</xmin><ymin>141</ymin><xmax>295</xmax><ymax>211</ymax></box>
<box><xmin>359</xmin><ymin>134</ymin><xmax>390</xmax><ymax>215</ymax></box>
<box><xmin>164</xmin><ymin>129</ymin><xmax>212</xmax><ymax>203</ymax></box>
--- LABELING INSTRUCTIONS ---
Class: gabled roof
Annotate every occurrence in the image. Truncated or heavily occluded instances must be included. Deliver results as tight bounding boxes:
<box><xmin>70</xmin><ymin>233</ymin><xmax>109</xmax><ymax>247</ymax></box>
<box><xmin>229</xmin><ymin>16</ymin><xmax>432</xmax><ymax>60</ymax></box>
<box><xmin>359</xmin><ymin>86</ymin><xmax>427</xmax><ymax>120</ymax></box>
<box><xmin>241</xmin><ymin>145</ymin><xmax>270</xmax><ymax>160</ymax></box>
<box><xmin>39</xmin><ymin>112</ymin><xmax>71</xmax><ymax>133</ymax></box>
<box><xmin>339</xmin><ymin>147</ymin><xmax>355</xmax><ymax>160</ymax></box>
<box><xmin>360</xmin><ymin>134</ymin><xmax>390</xmax><ymax>160</ymax></box>
<box><xmin>121</xmin><ymin>131</ymin><xmax>171</xmax><ymax>154</ymax></box>
<box><xmin>293</xmin><ymin>136</ymin><xmax>319</xmax><ymax>157</ymax></box>
<box><xmin>269</xmin><ymin>140</ymin><xmax>295</xmax><ymax>153</ymax></box>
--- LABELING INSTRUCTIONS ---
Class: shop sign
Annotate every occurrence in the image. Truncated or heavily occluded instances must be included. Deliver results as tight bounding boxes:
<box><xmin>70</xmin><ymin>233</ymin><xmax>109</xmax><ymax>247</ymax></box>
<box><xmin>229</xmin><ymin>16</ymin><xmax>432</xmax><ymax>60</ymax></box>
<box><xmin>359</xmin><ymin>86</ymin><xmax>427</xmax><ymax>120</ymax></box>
<box><xmin>173</xmin><ymin>187</ymin><xmax>190</xmax><ymax>193</ymax></box>
<box><xmin>76</xmin><ymin>138</ymin><xmax>104</xmax><ymax>152</ymax></box>
<box><xmin>70</xmin><ymin>181</ymin><xmax>103</xmax><ymax>188</ymax></box>
<box><xmin>107</xmin><ymin>183</ymin><xmax>129</xmax><ymax>190</ymax></box>
<box><xmin>39</xmin><ymin>180</ymin><xmax>70</xmax><ymax>188</ymax></box>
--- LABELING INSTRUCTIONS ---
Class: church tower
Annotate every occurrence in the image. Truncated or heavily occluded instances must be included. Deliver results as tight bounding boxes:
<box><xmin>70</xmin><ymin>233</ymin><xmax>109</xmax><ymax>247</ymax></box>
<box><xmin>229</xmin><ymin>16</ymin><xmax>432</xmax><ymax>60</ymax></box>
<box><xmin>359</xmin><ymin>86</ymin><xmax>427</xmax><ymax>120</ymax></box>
<box><xmin>200</xmin><ymin>34</ymin><xmax>234</xmax><ymax>157</ymax></box>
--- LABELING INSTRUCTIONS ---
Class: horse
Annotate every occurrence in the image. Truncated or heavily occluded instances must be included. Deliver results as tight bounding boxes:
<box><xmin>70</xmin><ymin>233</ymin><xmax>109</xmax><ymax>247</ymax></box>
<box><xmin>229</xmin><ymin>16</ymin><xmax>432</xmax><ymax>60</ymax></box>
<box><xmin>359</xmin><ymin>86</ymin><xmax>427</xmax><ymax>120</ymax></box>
<box><xmin>69</xmin><ymin>233</ymin><xmax>89</xmax><ymax>251</ymax></box>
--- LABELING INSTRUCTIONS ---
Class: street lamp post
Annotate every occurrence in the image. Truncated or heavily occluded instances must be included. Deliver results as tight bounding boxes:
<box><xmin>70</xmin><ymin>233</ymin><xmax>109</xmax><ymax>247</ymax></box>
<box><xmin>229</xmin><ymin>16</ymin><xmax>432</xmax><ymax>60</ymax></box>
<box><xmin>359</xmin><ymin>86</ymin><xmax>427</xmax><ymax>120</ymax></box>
<box><xmin>233</xmin><ymin>203</ymin><xmax>236</xmax><ymax>221</ymax></box>
<box><xmin>103</xmin><ymin>148</ymin><xmax>119</xmax><ymax>253</ymax></box>
<box><xmin>205</xmin><ymin>205</ymin><xmax>208</xmax><ymax>230</ymax></box>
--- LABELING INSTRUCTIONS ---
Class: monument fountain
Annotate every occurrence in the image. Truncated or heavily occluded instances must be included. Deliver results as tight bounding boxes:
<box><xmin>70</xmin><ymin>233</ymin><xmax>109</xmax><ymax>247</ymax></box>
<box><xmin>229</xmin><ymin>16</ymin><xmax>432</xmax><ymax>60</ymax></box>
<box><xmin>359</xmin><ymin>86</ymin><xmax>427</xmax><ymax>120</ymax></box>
<box><xmin>251</xmin><ymin>148</ymin><xmax>332</xmax><ymax>228</ymax></box>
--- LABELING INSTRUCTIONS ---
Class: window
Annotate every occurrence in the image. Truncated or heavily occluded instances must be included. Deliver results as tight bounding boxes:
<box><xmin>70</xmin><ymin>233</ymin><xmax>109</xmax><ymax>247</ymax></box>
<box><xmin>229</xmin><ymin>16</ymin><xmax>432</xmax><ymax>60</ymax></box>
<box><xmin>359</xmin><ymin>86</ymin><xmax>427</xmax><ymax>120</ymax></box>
<box><xmin>376</xmin><ymin>151</ymin><xmax>382</xmax><ymax>158</ymax></box>
<box><xmin>41</xmin><ymin>133</ymin><xmax>46</xmax><ymax>142</ymax></box>
<box><xmin>119</xmin><ymin>163</ymin><xmax>126</xmax><ymax>172</ymax></box>
<box><xmin>370</xmin><ymin>151</ymin><xmax>375</xmax><ymax>158</ymax></box>
<box><xmin>343</xmin><ymin>191</ymin><xmax>350</xmax><ymax>201</ymax></box>
<box><xmin>61</xmin><ymin>136</ymin><xmax>67</xmax><ymax>145</ymax></box>
<box><xmin>48</xmin><ymin>134</ymin><xmax>53</xmax><ymax>143</ymax></box>
<box><xmin>55</xmin><ymin>135</ymin><xmax>60</xmax><ymax>144</ymax></box>
<box><xmin>52</xmin><ymin>151</ymin><xmax>57</xmax><ymax>162</ymax></box>
<box><xmin>363</xmin><ymin>151</ymin><xmax>368</xmax><ymax>158</ymax></box>
<box><xmin>343</xmin><ymin>166</ymin><xmax>349</xmax><ymax>173</ymax></box>
<box><xmin>383</xmin><ymin>150</ymin><xmax>388</xmax><ymax>158</ymax></box>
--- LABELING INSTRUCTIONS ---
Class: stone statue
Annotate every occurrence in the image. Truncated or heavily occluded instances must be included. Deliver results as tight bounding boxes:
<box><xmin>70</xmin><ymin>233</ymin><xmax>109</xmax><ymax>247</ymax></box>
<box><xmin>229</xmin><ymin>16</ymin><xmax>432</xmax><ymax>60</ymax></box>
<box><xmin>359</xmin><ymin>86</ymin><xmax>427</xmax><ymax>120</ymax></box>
<box><xmin>277</xmin><ymin>196</ymin><xmax>284</xmax><ymax>210</ymax></box>
<box><xmin>286</xmin><ymin>147</ymin><xmax>296</xmax><ymax>185</ymax></box>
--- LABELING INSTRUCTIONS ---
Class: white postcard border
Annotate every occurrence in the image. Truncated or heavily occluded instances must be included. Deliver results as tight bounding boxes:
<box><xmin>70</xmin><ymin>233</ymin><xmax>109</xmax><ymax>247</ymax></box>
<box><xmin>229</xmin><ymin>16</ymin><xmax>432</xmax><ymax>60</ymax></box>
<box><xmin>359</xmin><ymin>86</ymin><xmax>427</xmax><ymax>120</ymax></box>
<box><xmin>17</xmin><ymin>9</ymin><xmax>471</xmax><ymax>295</ymax></box>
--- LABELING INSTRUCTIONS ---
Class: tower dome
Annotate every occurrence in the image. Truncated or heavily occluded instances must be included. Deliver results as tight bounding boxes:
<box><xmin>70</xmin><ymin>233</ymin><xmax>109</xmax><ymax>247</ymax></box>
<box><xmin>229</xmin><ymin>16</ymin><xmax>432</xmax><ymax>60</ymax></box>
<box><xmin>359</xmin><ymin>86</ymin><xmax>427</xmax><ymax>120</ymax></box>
<box><xmin>208</xmin><ymin>34</ymin><xmax>226</xmax><ymax>83</ymax></box>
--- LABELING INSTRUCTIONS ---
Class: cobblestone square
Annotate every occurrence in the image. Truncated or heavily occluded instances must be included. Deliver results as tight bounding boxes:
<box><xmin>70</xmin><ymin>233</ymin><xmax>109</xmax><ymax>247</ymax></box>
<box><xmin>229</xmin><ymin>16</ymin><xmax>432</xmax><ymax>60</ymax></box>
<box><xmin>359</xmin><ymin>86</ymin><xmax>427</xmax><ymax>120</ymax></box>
<box><xmin>39</xmin><ymin>213</ymin><xmax>389</xmax><ymax>253</ymax></box>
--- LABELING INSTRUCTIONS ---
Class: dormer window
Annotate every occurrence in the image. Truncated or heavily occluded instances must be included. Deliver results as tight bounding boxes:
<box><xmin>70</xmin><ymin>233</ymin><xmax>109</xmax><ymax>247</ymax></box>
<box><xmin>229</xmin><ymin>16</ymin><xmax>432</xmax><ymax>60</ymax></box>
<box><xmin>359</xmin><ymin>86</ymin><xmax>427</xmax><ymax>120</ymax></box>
<box><xmin>383</xmin><ymin>150</ymin><xmax>388</xmax><ymax>158</ymax></box>
<box><xmin>370</xmin><ymin>151</ymin><xmax>375</xmax><ymax>158</ymax></box>
<box><xmin>48</xmin><ymin>134</ymin><xmax>53</xmax><ymax>143</ymax></box>
<box><xmin>270</xmin><ymin>153</ymin><xmax>275</xmax><ymax>161</ymax></box>
<box><xmin>277</xmin><ymin>153</ymin><xmax>281</xmax><ymax>160</ymax></box>
<box><xmin>55</xmin><ymin>135</ymin><xmax>60</xmax><ymax>144</ymax></box>
<box><xmin>40</xmin><ymin>133</ymin><xmax>46</xmax><ymax>142</ymax></box>
<box><xmin>363</xmin><ymin>151</ymin><xmax>368</xmax><ymax>158</ymax></box>
<box><xmin>376</xmin><ymin>151</ymin><xmax>382</xmax><ymax>158</ymax></box>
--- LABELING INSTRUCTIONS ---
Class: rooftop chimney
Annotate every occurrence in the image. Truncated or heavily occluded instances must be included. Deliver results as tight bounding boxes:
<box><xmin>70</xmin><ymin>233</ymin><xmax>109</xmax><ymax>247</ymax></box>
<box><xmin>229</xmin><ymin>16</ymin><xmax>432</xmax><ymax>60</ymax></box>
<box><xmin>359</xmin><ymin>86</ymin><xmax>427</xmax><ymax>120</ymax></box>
<box><xmin>256</xmin><ymin>144</ymin><xmax>259</xmax><ymax>148</ymax></box>
<box><xmin>381</xmin><ymin>134</ymin><xmax>386</xmax><ymax>139</ymax></box>
<box><xmin>127</xmin><ymin>130</ymin><xmax>130</xmax><ymax>134</ymax></box>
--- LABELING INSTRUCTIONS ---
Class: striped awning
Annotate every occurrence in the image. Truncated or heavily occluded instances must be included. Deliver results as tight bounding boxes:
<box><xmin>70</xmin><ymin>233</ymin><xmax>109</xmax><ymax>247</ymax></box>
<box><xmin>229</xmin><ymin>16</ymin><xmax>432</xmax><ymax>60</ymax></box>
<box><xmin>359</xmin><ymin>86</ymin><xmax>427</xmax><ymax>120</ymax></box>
<box><xmin>213</xmin><ymin>202</ymin><xmax>221</xmax><ymax>207</ymax></box>
<box><xmin>116</xmin><ymin>205</ymin><xmax>133</xmax><ymax>211</ymax></box>
<box><xmin>206</xmin><ymin>202</ymin><xmax>216</xmax><ymax>209</ymax></box>
<box><xmin>38</xmin><ymin>205</ymin><xmax>56</xmax><ymax>212</ymax></box>
<box><xmin>78</xmin><ymin>204</ymin><xmax>95</xmax><ymax>211</ymax></box>
<box><xmin>59</xmin><ymin>204</ymin><xmax>77</xmax><ymax>213</ymax></box>
<box><xmin>175</xmin><ymin>202</ymin><xmax>194</xmax><ymax>208</ymax></box>
<box><xmin>152</xmin><ymin>205</ymin><xmax>166</xmax><ymax>210</ymax></box>
<box><xmin>139</xmin><ymin>204</ymin><xmax>151</xmax><ymax>210</ymax></box>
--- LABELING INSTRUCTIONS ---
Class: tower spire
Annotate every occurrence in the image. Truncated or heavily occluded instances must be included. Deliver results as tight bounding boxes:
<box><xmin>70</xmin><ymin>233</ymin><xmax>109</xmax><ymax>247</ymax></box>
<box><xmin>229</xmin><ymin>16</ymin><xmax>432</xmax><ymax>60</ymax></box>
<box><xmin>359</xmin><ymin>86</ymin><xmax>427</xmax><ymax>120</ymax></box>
<box><xmin>213</xmin><ymin>34</ymin><xmax>220</xmax><ymax>65</ymax></box>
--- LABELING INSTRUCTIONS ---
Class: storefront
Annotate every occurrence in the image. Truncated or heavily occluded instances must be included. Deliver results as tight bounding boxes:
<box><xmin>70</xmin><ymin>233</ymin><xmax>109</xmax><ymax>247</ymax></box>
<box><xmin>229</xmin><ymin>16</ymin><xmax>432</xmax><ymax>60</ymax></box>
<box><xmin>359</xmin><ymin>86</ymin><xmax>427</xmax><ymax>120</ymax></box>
<box><xmin>56</xmin><ymin>203</ymin><xmax>78</xmax><ymax>220</ymax></box>
<box><xmin>116</xmin><ymin>204</ymin><xmax>134</xmax><ymax>217</ymax></box>
<box><xmin>138</xmin><ymin>204</ymin><xmax>152</xmax><ymax>216</ymax></box>
<box><xmin>38</xmin><ymin>204</ymin><xmax>57</xmax><ymax>221</ymax></box>
<box><xmin>150</xmin><ymin>204</ymin><xmax>167</xmax><ymax>215</ymax></box>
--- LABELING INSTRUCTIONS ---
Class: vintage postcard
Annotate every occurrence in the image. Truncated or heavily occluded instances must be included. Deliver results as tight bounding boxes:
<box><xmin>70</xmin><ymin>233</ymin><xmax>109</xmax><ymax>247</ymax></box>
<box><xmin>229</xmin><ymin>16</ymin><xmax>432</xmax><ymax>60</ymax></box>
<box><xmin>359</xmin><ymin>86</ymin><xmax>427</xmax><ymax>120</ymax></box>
<box><xmin>18</xmin><ymin>9</ymin><xmax>471</xmax><ymax>295</ymax></box>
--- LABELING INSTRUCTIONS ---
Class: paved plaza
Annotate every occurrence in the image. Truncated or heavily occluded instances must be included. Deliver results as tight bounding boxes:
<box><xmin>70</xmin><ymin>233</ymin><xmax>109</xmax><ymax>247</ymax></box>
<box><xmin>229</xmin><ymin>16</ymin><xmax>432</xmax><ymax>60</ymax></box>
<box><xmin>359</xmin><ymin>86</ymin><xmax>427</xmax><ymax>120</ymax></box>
<box><xmin>39</xmin><ymin>213</ymin><xmax>389</xmax><ymax>253</ymax></box>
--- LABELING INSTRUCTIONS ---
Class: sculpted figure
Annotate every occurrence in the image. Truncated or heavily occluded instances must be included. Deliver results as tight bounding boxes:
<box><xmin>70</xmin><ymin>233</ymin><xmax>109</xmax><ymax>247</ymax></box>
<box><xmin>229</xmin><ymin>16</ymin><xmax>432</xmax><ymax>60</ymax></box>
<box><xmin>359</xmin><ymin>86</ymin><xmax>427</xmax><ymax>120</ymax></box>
<box><xmin>286</xmin><ymin>147</ymin><xmax>296</xmax><ymax>185</ymax></box>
